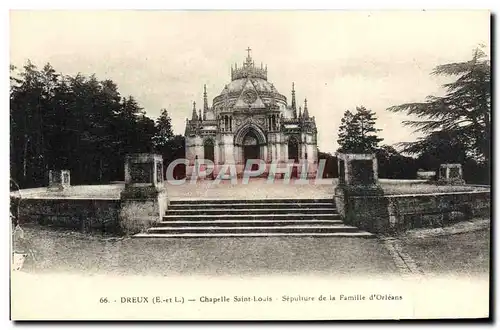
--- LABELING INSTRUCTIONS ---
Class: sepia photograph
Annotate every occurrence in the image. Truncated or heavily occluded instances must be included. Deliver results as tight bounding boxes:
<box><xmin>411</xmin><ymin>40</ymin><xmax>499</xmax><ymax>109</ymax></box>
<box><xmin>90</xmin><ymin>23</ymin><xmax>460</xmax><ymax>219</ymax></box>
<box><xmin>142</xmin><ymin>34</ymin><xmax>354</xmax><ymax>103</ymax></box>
<box><xmin>8</xmin><ymin>9</ymin><xmax>491</xmax><ymax>320</ymax></box>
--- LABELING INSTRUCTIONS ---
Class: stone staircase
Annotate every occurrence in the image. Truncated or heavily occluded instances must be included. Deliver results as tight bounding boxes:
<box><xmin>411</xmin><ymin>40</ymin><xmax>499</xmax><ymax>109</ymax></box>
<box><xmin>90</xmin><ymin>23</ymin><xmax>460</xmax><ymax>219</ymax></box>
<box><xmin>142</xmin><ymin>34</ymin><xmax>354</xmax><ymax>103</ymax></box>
<box><xmin>133</xmin><ymin>198</ymin><xmax>374</xmax><ymax>238</ymax></box>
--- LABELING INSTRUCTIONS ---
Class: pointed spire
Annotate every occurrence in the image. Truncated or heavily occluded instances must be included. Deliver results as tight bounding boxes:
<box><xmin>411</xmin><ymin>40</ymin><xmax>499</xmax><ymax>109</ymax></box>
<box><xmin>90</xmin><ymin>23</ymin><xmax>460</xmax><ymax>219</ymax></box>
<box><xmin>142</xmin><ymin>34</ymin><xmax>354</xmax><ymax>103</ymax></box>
<box><xmin>298</xmin><ymin>106</ymin><xmax>302</xmax><ymax>118</ymax></box>
<box><xmin>223</xmin><ymin>85</ymin><xmax>229</xmax><ymax>110</ymax></box>
<box><xmin>303</xmin><ymin>98</ymin><xmax>309</xmax><ymax>118</ymax></box>
<box><xmin>203</xmin><ymin>84</ymin><xmax>208</xmax><ymax>120</ymax></box>
<box><xmin>291</xmin><ymin>82</ymin><xmax>297</xmax><ymax>117</ymax></box>
<box><xmin>198</xmin><ymin>109</ymin><xmax>202</xmax><ymax>121</ymax></box>
<box><xmin>270</xmin><ymin>83</ymin><xmax>276</xmax><ymax>108</ymax></box>
<box><xmin>191</xmin><ymin>101</ymin><xmax>197</xmax><ymax>120</ymax></box>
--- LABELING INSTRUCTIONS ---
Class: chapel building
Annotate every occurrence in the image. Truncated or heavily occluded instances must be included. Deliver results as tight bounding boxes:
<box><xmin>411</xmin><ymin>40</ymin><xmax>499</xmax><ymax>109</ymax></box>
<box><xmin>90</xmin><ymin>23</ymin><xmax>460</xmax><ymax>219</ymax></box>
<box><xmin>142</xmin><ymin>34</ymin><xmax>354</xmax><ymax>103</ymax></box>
<box><xmin>184</xmin><ymin>50</ymin><xmax>318</xmax><ymax>178</ymax></box>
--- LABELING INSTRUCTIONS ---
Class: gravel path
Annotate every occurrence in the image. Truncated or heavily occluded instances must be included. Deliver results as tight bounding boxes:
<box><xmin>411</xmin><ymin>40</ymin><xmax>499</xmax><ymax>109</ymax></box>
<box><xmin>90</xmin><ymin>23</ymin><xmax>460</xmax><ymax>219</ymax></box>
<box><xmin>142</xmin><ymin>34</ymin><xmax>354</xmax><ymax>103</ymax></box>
<box><xmin>17</xmin><ymin>224</ymin><xmax>397</xmax><ymax>277</ymax></box>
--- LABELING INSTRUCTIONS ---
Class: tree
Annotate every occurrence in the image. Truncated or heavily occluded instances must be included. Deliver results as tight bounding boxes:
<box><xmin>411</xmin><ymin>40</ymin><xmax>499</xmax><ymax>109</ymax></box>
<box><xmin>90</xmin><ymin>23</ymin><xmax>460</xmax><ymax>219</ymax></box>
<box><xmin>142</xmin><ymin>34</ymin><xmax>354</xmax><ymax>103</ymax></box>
<box><xmin>337</xmin><ymin>106</ymin><xmax>383</xmax><ymax>153</ymax></box>
<box><xmin>10</xmin><ymin>60</ymin><xmax>161</xmax><ymax>187</ymax></box>
<box><xmin>152</xmin><ymin>109</ymin><xmax>174</xmax><ymax>150</ymax></box>
<box><xmin>9</xmin><ymin>61</ymin><xmax>55</xmax><ymax>186</ymax></box>
<box><xmin>387</xmin><ymin>46</ymin><xmax>491</xmax><ymax>167</ymax></box>
<box><xmin>152</xmin><ymin>109</ymin><xmax>183</xmax><ymax>168</ymax></box>
<box><xmin>164</xmin><ymin>134</ymin><xmax>185</xmax><ymax>164</ymax></box>
<box><xmin>167</xmin><ymin>134</ymin><xmax>186</xmax><ymax>179</ymax></box>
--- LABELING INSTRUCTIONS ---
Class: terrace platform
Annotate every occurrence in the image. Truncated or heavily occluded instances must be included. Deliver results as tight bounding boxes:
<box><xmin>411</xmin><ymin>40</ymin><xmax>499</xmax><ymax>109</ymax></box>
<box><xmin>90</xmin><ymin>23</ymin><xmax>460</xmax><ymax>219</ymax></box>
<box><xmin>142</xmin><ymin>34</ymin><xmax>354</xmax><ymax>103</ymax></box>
<box><xmin>12</xmin><ymin>178</ymin><xmax>486</xmax><ymax>201</ymax></box>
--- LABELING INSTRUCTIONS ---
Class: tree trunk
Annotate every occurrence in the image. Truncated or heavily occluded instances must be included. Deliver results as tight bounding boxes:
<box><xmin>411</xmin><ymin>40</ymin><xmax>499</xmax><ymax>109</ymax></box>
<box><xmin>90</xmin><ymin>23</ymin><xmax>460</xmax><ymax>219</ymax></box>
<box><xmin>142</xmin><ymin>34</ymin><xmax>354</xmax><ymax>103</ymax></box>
<box><xmin>22</xmin><ymin>135</ymin><xmax>29</xmax><ymax>182</ymax></box>
<box><xmin>99</xmin><ymin>158</ymin><xmax>103</xmax><ymax>182</ymax></box>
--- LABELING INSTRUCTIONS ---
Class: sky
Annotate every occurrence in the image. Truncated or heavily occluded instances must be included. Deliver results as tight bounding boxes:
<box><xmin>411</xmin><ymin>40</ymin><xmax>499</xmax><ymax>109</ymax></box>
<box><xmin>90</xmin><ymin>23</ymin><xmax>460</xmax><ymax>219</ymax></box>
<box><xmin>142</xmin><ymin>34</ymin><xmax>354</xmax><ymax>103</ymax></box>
<box><xmin>10</xmin><ymin>10</ymin><xmax>490</xmax><ymax>153</ymax></box>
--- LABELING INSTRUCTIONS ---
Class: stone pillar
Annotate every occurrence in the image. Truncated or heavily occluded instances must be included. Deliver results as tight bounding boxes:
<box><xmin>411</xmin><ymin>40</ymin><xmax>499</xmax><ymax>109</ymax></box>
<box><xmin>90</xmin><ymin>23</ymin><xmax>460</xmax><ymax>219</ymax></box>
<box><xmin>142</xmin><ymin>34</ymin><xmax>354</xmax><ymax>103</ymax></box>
<box><xmin>334</xmin><ymin>153</ymin><xmax>386</xmax><ymax>232</ymax></box>
<box><xmin>437</xmin><ymin>164</ymin><xmax>465</xmax><ymax>185</ymax></box>
<box><xmin>48</xmin><ymin>170</ymin><xmax>71</xmax><ymax>191</ymax></box>
<box><xmin>120</xmin><ymin>154</ymin><xmax>168</xmax><ymax>234</ymax></box>
<box><xmin>275</xmin><ymin>142</ymin><xmax>281</xmax><ymax>163</ymax></box>
<box><xmin>283</xmin><ymin>142</ymin><xmax>289</xmax><ymax>163</ymax></box>
<box><xmin>304</xmin><ymin>144</ymin><xmax>317</xmax><ymax>178</ymax></box>
<box><xmin>222</xmin><ymin>134</ymin><xmax>235</xmax><ymax>164</ymax></box>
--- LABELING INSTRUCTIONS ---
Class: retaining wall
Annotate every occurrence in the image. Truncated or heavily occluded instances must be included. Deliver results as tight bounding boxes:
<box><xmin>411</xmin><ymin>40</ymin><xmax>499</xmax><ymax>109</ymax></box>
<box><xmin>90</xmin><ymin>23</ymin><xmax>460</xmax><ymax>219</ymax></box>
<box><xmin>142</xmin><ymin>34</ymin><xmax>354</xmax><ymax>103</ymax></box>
<box><xmin>338</xmin><ymin>190</ymin><xmax>490</xmax><ymax>234</ymax></box>
<box><xmin>12</xmin><ymin>197</ymin><xmax>122</xmax><ymax>234</ymax></box>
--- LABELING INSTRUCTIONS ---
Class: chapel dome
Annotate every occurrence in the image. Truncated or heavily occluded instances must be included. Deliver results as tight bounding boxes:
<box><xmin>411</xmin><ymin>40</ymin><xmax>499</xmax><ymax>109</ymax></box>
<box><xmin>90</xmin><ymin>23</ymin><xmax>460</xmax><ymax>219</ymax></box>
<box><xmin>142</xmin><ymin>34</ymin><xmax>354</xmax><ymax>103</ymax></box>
<box><xmin>224</xmin><ymin>77</ymin><xmax>276</xmax><ymax>94</ymax></box>
<box><xmin>212</xmin><ymin>51</ymin><xmax>287</xmax><ymax>111</ymax></box>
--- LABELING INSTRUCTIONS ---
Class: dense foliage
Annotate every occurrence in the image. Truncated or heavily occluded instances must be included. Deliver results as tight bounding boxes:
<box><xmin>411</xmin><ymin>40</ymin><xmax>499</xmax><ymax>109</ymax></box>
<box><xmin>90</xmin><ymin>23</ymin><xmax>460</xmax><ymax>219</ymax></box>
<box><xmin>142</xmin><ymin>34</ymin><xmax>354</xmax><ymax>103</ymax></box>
<box><xmin>318</xmin><ymin>151</ymin><xmax>338</xmax><ymax>178</ymax></box>
<box><xmin>10</xmin><ymin>61</ymin><xmax>183</xmax><ymax>188</ymax></box>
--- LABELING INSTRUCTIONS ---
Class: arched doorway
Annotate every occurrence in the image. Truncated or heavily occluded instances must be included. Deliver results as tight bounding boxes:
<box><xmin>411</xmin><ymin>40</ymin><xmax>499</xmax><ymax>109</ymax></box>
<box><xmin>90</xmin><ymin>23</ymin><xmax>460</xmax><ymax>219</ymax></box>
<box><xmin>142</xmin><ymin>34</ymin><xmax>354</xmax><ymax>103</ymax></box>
<box><xmin>288</xmin><ymin>136</ymin><xmax>299</xmax><ymax>163</ymax></box>
<box><xmin>203</xmin><ymin>139</ymin><xmax>215</xmax><ymax>179</ymax></box>
<box><xmin>203</xmin><ymin>138</ymin><xmax>215</xmax><ymax>162</ymax></box>
<box><xmin>288</xmin><ymin>136</ymin><xmax>299</xmax><ymax>178</ymax></box>
<box><xmin>243</xmin><ymin>131</ymin><xmax>260</xmax><ymax>170</ymax></box>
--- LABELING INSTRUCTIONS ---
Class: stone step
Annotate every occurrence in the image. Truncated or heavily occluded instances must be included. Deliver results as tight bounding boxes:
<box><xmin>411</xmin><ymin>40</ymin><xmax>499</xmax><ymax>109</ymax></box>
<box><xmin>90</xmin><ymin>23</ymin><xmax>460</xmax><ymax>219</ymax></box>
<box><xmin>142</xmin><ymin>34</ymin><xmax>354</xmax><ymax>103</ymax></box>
<box><xmin>162</xmin><ymin>213</ymin><xmax>341</xmax><ymax>221</ymax></box>
<box><xmin>169</xmin><ymin>198</ymin><xmax>333</xmax><ymax>205</ymax></box>
<box><xmin>133</xmin><ymin>232</ymin><xmax>375</xmax><ymax>238</ymax></box>
<box><xmin>166</xmin><ymin>208</ymin><xmax>336</xmax><ymax>215</ymax></box>
<box><xmin>133</xmin><ymin>198</ymin><xmax>372</xmax><ymax>239</ymax></box>
<box><xmin>145</xmin><ymin>224</ymin><xmax>363</xmax><ymax>234</ymax></box>
<box><xmin>168</xmin><ymin>203</ymin><xmax>335</xmax><ymax>210</ymax></box>
<box><xmin>154</xmin><ymin>219</ymin><xmax>344</xmax><ymax>227</ymax></box>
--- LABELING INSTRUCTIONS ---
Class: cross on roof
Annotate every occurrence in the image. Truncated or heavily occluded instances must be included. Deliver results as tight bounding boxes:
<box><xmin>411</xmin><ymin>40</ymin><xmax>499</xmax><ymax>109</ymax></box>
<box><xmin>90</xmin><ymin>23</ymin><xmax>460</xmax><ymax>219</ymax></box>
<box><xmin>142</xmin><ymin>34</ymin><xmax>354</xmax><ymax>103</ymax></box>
<box><xmin>246</xmin><ymin>47</ymin><xmax>252</xmax><ymax>58</ymax></box>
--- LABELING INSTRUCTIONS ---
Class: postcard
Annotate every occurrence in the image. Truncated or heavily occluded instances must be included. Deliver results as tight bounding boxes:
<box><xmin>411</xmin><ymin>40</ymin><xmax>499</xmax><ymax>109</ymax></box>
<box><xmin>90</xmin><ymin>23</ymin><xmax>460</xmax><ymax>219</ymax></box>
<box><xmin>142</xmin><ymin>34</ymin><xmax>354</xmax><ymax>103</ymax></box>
<box><xmin>9</xmin><ymin>10</ymin><xmax>491</xmax><ymax>320</ymax></box>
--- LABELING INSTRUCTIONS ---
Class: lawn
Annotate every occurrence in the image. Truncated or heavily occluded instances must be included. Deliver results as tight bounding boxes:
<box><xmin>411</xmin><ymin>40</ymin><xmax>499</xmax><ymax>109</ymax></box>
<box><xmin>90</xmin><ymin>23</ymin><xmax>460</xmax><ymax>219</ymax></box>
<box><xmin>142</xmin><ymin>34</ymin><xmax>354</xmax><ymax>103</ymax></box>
<box><xmin>398</xmin><ymin>227</ymin><xmax>490</xmax><ymax>276</ymax></box>
<box><xmin>379</xmin><ymin>181</ymin><xmax>487</xmax><ymax>195</ymax></box>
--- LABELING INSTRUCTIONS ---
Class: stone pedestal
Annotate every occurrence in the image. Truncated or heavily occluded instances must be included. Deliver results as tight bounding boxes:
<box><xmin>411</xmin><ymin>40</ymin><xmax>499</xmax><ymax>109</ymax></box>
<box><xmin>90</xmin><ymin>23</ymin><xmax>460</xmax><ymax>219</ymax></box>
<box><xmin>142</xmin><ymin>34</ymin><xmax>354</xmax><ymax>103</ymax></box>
<box><xmin>336</xmin><ymin>153</ymin><xmax>379</xmax><ymax>186</ymax></box>
<box><xmin>437</xmin><ymin>164</ymin><xmax>465</xmax><ymax>185</ymax></box>
<box><xmin>120</xmin><ymin>154</ymin><xmax>168</xmax><ymax>234</ymax></box>
<box><xmin>416</xmin><ymin>169</ymin><xmax>436</xmax><ymax>180</ymax></box>
<box><xmin>123</xmin><ymin>154</ymin><xmax>164</xmax><ymax>188</ymax></box>
<box><xmin>48</xmin><ymin>170</ymin><xmax>71</xmax><ymax>191</ymax></box>
<box><xmin>334</xmin><ymin>153</ymin><xmax>386</xmax><ymax>232</ymax></box>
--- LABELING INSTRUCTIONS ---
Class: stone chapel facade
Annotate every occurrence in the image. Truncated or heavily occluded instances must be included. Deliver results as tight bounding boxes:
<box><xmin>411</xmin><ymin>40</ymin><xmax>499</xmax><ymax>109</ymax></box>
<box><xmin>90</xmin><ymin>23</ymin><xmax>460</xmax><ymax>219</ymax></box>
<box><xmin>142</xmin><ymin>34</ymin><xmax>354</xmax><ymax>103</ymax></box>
<box><xmin>184</xmin><ymin>50</ymin><xmax>318</xmax><ymax>179</ymax></box>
